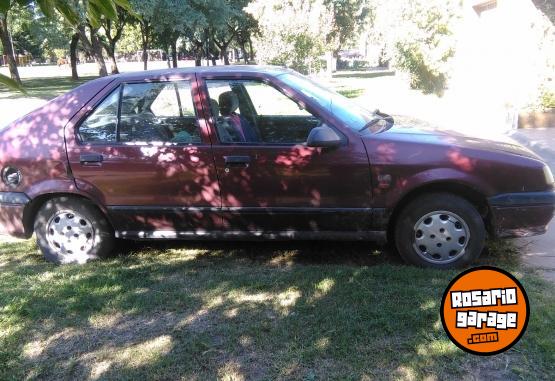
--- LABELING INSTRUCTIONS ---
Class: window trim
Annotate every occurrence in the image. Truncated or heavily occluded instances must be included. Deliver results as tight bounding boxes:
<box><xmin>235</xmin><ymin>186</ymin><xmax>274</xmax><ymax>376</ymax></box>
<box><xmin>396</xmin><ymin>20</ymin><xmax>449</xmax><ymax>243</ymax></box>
<box><xmin>204</xmin><ymin>77</ymin><xmax>332</xmax><ymax>147</ymax></box>
<box><xmin>76</xmin><ymin>79</ymin><xmax>205</xmax><ymax>147</ymax></box>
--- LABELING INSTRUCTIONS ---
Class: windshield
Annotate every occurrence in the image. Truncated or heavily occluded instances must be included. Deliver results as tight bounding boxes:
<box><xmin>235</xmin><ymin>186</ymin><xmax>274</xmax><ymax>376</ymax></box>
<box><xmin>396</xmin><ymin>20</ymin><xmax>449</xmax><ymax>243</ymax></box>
<box><xmin>277</xmin><ymin>72</ymin><xmax>374</xmax><ymax>131</ymax></box>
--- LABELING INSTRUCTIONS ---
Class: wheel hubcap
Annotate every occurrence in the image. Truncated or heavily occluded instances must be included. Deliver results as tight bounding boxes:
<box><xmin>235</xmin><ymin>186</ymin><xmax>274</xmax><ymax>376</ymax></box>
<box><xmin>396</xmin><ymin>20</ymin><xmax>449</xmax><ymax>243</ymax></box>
<box><xmin>46</xmin><ymin>210</ymin><xmax>95</xmax><ymax>261</ymax></box>
<box><xmin>412</xmin><ymin>211</ymin><xmax>470</xmax><ymax>264</ymax></box>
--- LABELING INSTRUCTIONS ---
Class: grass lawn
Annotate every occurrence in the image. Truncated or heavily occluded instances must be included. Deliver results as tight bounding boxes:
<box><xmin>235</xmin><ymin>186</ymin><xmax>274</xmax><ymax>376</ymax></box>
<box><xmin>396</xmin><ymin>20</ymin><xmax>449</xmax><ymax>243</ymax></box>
<box><xmin>0</xmin><ymin>76</ymin><xmax>98</xmax><ymax>100</ymax></box>
<box><xmin>0</xmin><ymin>239</ymin><xmax>553</xmax><ymax>380</ymax></box>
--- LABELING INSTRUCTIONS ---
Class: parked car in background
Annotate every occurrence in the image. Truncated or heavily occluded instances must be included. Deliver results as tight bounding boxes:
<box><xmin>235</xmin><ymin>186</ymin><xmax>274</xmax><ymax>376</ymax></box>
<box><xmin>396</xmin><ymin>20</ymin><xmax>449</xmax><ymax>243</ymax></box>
<box><xmin>1</xmin><ymin>66</ymin><xmax>554</xmax><ymax>267</ymax></box>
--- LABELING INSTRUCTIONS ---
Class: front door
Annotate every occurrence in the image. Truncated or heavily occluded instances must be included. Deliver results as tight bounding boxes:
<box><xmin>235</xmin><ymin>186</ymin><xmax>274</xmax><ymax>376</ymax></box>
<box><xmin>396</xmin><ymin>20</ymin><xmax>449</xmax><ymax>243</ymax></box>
<box><xmin>65</xmin><ymin>75</ymin><xmax>221</xmax><ymax>237</ymax></box>
<box><xmin>199</xmin><ymin>75</ymin><xmax>373</xmax><ymax>235</ymax></box>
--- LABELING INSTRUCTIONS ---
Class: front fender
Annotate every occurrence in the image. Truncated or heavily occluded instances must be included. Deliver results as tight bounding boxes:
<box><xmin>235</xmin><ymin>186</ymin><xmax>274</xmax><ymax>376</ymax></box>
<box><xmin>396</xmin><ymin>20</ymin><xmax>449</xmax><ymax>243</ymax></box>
<box><xmin>374</xmin><ymin>167</ymin><xmax>495</xmax><ymax>209</ymax></box>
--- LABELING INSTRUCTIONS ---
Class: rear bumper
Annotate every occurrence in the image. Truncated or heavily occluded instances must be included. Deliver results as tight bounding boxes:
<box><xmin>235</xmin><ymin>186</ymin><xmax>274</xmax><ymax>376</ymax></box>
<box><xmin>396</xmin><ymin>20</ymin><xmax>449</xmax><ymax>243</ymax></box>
<box><xmin>489</xmin><ymin>191</ymin><xmax>555</xmax><ymax>238</ymax></box>
<box><xmin>0</xmin><ymin>192</ymin><xmax>30</xmax><ymax>238</ymax></box>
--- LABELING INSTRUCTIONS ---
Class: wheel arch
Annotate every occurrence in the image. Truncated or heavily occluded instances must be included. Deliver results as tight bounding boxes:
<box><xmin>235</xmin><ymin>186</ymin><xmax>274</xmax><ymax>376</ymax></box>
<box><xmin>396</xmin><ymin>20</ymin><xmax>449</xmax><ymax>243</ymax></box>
<box><xmin>386</xmin><ymin>181</ymin><xmax>492</xmax><ymax>243</ymax></box>
<box><xmin>23</xmin><ymin>192</ymin><xmax>114</xmax><ymax>237</ymax></box>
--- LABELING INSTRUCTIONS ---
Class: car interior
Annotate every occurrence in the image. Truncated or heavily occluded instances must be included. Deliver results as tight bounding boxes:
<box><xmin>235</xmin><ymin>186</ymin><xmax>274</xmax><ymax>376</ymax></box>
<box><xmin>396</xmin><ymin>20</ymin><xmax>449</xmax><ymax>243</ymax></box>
<box><xmin>119</xmin><ymin>83</ymin><xmax>202</xmax><ymax>144</ymax></box>
<box><xmin>79</xmin><ymin>80</ymin><xmax>323</xmax><ymax>146</ymax></box>
<box><xmin>79</xmin><ymin>83</ymin><xmax>202</xmax><ymax>145</ymax></box>
<box><xmin>207</xmin><ymin>80</ymin><xmax>323</xmax><ymax>144</ymax></box>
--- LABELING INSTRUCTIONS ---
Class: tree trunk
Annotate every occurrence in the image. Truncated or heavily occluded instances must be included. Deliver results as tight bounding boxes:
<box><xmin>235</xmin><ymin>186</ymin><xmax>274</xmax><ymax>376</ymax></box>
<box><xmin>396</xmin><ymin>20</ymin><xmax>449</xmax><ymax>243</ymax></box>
<box><xmin>193</xmin><ymin>40</ymin><xmax>202</xmax><ymax>66</ymax></box>
<box><xmin>107</xmin><ymin>41</ymin><xmax>119</xmax><ymax>74</ymax></box>
<box><xmin>240</xmin><ymin>42</ymin><xmax>248</xmax><ymax>64</ymax></box>
<box><xmin>90</xmin><ymin>32</ymin><xmax>108</xmax><ymax>76</ymax></box>
<box><xmin>78</xmin><ymin>26</ymin><xmax>107</xmax><ymax>77</ymax></box>
<box><xmin>109</xmin><ymin>51</ymin><xmax>119</xmax><ymax>74</ymax></box>
<box><xmin>171</xmin><ymin>38</ymin><xmax>178</xmax><ymax>68</ymax></box>
<box><xmin>70</xmin><ymin>32</ymin><xmax>79</xmax><ymax>80</ymax></box>
<box><xmin>0</xmin><ymin>14</ymin><xmax>21</xmax><ymax>84</ymax></box>
<box><xmin>222</xmin><ymin>45</ymin><xmax>230</xmax><ymax>65</ymax></box>
<box><xmin>248</xmin><ymin>37</ymin><xmax>255</xmax><ymax>62</ymax></box>
<box><xmin>140</xmin><ymin>22</ymin><xmax>150</xmax><ymax>70</ymax></box>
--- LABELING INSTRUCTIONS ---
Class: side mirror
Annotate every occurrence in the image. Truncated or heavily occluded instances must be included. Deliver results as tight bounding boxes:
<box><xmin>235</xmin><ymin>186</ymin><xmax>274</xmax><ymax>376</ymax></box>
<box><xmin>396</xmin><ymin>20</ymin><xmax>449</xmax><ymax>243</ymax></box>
<box><xmin>306</xmin><ymin>125</ymin><xmax>342</xmax><ymax>148</ymax></box>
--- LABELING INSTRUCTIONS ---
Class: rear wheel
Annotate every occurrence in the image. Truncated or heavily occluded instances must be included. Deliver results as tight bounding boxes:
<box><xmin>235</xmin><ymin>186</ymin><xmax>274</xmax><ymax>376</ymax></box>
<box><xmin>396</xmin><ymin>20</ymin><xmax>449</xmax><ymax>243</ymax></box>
<box><xmin>34</xmin><ymin>197</ymin><xmax>114</xmax><ymax>264</ymax></box>
<box><xmin>394</xmin><ymin>193</ymin><xmax>486</xmax><ymax>268</ymax></box>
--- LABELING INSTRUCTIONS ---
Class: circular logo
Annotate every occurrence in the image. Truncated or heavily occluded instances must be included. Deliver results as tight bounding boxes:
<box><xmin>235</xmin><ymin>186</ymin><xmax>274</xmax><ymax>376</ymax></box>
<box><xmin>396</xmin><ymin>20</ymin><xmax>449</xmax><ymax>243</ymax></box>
<box><xmin>440</xmin><ymin>266</ymin><xmax>529</xmax><ymax>355</ymax></box>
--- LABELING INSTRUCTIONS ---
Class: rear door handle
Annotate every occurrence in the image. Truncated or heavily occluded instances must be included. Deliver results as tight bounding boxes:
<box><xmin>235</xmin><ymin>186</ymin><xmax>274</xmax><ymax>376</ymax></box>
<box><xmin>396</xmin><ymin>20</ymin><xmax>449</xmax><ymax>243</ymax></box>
<box><xmin>80</xmin><ymin>153</ymin><xmax>104</xmax><ymax>166</ymax></box>
<box><xmin>224</xmin><ymin>155</ymin><xmax>251</xmax><ymax>167</ymax></box>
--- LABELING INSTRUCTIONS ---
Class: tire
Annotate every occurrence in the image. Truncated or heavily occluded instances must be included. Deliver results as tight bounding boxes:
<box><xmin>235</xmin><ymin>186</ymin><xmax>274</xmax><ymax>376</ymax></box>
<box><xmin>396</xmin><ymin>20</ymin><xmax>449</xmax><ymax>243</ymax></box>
<box><xmin>394</xmin><ymin>193</ymin><xmax>486</xmax><ymax>269</ymax></box>
<box><xmin>34</xmin><ymin>196</ymin><xmax>115</xmax><ymax>264</ymax></box>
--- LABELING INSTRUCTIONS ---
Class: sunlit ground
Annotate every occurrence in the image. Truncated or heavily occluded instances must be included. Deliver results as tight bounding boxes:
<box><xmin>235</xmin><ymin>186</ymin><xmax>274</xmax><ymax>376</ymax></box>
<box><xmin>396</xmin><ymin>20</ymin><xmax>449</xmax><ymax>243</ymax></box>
<box><xmin>0</xmin><ymin>238</ymin><xmax>553</xmax><ymax>379</ymax></box>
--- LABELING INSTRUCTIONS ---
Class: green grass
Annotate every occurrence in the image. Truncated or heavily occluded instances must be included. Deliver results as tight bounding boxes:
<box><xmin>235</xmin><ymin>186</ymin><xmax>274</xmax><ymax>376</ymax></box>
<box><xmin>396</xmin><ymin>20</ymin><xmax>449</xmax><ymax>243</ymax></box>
<box><xmin>0</xmin><ymin>76</ymin><xmax>98</xmax><ymax>100</ymax></box>
<box><xmin>337</xmin><ymin>88</ymin><xmax>365</xmax><ymax>99</ymax></box>
<box><xmin>0</xmin><ymin>239</ymin><xmax>553</xmax><ymax>380</ymax></box>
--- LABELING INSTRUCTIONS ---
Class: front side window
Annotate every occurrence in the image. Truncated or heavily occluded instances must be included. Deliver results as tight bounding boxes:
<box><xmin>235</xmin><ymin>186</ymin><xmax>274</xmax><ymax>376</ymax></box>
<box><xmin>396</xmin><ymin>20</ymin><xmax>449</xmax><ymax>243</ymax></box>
<box><xmin>79</xmin><ymin>81</ymin><xmax>201</xmax><ymax>144</ymax></box>
<box><xmin>206</xmin><ymin>79</ymin><xmax>322</xmax><ymax>144</ymax></box>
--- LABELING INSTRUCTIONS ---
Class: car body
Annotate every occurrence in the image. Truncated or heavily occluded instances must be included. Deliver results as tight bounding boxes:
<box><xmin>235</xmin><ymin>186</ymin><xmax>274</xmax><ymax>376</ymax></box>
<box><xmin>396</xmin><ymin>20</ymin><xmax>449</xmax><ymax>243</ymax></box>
<box><xmin>0</xmin><ymin>65</ymin><xmax>554</xmax><ymax>266</ymax></box>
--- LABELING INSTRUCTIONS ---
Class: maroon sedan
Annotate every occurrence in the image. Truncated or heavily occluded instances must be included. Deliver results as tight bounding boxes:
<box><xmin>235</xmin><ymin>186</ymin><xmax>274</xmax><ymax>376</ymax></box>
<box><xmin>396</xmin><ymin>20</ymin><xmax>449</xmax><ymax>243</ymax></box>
<box><xmin>1</xmin><ymin>66</ymin><xmax>554</xmax><ymax>267</ymax></box>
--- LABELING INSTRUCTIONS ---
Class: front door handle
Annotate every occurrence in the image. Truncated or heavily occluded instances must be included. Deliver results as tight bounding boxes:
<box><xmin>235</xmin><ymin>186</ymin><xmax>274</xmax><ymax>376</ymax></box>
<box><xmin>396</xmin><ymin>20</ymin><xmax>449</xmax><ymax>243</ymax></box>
<box><xmin>224</xmin><ymin>155</ymin><xmax>251</xmax><ymax>167</ymax></box>
<box><xmin>80</xmin><ymin>153</ymin><xmax>104</xmax><ymax>166</ymax></box>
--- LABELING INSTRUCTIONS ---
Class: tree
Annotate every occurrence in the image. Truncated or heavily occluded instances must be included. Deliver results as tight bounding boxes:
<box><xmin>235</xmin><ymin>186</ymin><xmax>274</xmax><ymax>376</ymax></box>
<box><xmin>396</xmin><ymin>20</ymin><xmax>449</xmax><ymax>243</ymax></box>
<box><xmin>100</xmin><ymin>5</ymin><xmax>132</xmax><ymax>73</ymax></box>
<box><xmin>38</xmin><ymin>0</ymin><xmax>133</xmax><ymax>77</ymax></box>
<box><xmin>117</xmin><ymin>21</ymin><xmax>141</xmax><ymax>54</ymax></box>
<box><xmin>8</xmin><ymin>4</ymin><xmax>42</xmax><ymax>61</ymax></box>
<box><xmin>0</xmin><ymin>0</ymin><xmax>132</xmax><ymax>91</ymax></box>
<box><xmin>0</xmin><ymin>0</ymin><xmax>25</xmax><ymax>85</ymax></box>
<box><xmin>324</xmin><ymin>0</ymin><xmax>370</xmax><ymax>56</ymax></box>
<box><xmin>129</xmin><ymin>0</ymin><xmax>156</xmax><ymax>70</ymax></box>
<box><xmin>234</xmin><ymin>13</ymin><xmax>258</xmax><ymax>64</ymax></box>
<box><xmin>247</xmin><ymin>0</ymin><xmax>333</xmax><ymax>74</ymax></box>
<box><xmin>211</xmin><ymin>0</ymin><xmax>247</xmax><ymax>65</ymax></box>
<box><xmin>152</xmin><ymin>0</ymin><xmax>203</xmax><ymax>68</ymax></box>
<box><xmin>366</xmin><ymin>0</ymin><xmax>460</xmax><ymax>95</ymax></box>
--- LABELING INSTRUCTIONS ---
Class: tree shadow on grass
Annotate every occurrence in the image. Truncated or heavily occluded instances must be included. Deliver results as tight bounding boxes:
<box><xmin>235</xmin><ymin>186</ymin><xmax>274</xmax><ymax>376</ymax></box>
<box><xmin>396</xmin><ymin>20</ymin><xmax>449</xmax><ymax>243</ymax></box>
<box><xmin>0</xmin><ymin>239</ymin><xmax>534</xmax><ymax>380</ymax></box>
<box><xmin>112</xmin><ymin>239</ymin><xmax>402</xmax><ymax>267</ymax></box>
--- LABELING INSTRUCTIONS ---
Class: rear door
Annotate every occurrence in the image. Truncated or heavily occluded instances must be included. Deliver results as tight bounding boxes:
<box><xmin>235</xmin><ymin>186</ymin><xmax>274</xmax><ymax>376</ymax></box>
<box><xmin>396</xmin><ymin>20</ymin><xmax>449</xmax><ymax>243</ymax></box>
<box><xmin>65</xmin><ymin>75</ymin><xmax>221</xmax><ymax>237</ymax></box>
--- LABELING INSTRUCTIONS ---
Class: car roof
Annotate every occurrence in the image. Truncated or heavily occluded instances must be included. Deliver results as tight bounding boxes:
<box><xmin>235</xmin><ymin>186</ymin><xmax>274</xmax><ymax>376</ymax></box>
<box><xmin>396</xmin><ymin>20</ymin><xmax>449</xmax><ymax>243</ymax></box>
<box><xmin>111</xmin><ymin>65</ymin><xmax>293</xmax><ymax>81</ymax></box>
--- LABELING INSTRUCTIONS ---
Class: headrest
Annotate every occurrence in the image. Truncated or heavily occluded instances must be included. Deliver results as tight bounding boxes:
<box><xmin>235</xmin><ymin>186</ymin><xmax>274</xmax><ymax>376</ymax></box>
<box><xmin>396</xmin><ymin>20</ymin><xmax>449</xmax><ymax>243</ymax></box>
<box><xmin>209</xmin><ymin>98</ymin><xmax>220</xmax><ymax>117</ymax></box>
<box><xmin>219</xmin><ymin>91</ymin><xmax>239</xmax><ymax>115</ymax></box>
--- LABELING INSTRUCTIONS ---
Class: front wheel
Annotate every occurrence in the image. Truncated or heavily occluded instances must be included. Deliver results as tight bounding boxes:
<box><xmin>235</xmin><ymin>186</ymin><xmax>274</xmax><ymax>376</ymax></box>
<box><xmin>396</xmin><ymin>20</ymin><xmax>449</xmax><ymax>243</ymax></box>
<box><xmin>34</xmin><ymin>197</ymin><xmax>115</xmax><ymax>264</ymax></box>
<box><xmin>394</xmin><ymin>193</ymin><xmax>486</xmax><ymax>269</ymax></box>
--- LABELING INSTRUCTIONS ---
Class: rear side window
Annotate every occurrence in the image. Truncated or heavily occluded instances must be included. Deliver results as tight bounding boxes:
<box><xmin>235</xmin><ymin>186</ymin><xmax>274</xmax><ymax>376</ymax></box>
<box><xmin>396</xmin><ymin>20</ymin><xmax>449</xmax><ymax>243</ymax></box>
<box><xmin>78</xmin><ymin>89</ymin><xmax>119</xmax><ymax>143</ymax></box>
<box><xmin>78</xmin><ymin>81</ymin><xmax>201</xmax><ymax>145</ymax></box>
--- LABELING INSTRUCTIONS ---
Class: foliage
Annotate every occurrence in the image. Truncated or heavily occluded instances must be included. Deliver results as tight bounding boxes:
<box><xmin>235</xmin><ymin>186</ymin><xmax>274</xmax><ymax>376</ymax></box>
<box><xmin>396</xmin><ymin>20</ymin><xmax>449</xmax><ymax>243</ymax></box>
<box><xmin>323</xmin><ymin>0</ymin><xmax>370</xmax><ymax>53</ymax></box>
<box><xmin>0</xmin><ymin>73</ymin><xmax>25</xmax><ymax>92</ymax></box>
<box><xmin>540</xmin><ymin>89</ymin><xmax>555</xmax><ymax>110</ymax></box>
<box><xmin>247</xmin><ymin>0</ymin><xmax>333</xmax><ymax>74</ymax></box>
<box><xmin>117</xmin><ymin>21</ymin><xmax>141</xmax><ymax>54</ymax></box>
<box><xmin>248</xmin><ymin>0</ymin><xmax>372</xmax><ymax>73</ymax></box>
<box><xmin>7</xmin><ymin>4</ymin><xmax>72</xmax><ymax>62</ymax></box>
<box><xmin>367</xmin><ymin>0</ymin><xmax>460</xmax><ymax>96</ymax></box>
<box><xmin>36</xmin><ymin>0</ymin><xmax>133</xmax><ymax>28</ymax></box>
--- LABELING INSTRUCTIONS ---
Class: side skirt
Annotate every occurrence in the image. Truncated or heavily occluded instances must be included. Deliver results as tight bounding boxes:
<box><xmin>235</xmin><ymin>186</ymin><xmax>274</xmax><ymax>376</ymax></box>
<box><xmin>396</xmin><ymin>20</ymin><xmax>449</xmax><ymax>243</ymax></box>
<box><xmin>115</xmin><ymin>230</ymin><xmax>388</xmax><ymax>243</ymax></box>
